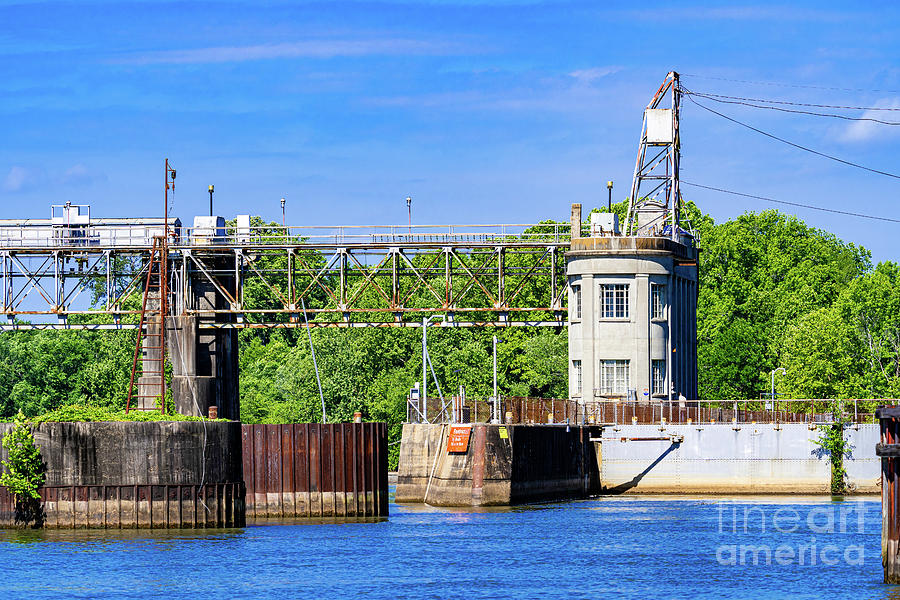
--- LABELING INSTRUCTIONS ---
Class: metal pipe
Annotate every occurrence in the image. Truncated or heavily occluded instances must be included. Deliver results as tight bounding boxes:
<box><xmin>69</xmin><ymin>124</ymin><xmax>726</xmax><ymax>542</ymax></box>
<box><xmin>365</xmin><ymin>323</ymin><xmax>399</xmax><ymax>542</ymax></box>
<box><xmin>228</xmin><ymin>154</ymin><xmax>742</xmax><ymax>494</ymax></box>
<box><xmin>493</xmin><ymin>335</ymin><xmax>498</xmax><ymax>423</ymax></box>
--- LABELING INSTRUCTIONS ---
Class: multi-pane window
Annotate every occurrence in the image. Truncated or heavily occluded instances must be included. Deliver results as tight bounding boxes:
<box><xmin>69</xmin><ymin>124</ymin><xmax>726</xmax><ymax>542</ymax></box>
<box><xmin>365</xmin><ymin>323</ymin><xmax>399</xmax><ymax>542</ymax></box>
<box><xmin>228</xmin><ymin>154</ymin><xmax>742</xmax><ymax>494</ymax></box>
<box><xmin>651</xmin><ymin>284</ymin><xmax>666</xmax><ymax>320</ymax></box>
<box><xmin>572</xmin><ymin>285</ymin><xmax>582</xmax><ymax>320</ymax></box>
<box><xmin>600</xmin><ymin>284</ymin><xmax>629</xmax><ymax>319</ymax></box>
<box><xmin>652</xmin><ymin>360</ymin><xmax>666</xmax><ymax>396</ymax></box>
<box><xmin>600</xmin><ymin>360</ymin><xmax>630</xmax><ymax>395</ymax></box>
<box><xmin>573</xmin><ymin>360</ymin><xmax>582</xmax><ymax>394</ymax></box>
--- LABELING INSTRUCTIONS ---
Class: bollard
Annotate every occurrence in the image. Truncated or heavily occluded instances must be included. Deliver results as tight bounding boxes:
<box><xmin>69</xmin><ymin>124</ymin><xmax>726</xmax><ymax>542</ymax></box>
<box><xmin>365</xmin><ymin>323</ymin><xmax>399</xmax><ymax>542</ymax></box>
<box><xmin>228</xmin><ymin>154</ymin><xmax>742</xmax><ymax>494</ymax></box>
<box><xmin>208</xmin><ymin>405</ymin><xmax>218</xmax><ymax>420</ymax></box>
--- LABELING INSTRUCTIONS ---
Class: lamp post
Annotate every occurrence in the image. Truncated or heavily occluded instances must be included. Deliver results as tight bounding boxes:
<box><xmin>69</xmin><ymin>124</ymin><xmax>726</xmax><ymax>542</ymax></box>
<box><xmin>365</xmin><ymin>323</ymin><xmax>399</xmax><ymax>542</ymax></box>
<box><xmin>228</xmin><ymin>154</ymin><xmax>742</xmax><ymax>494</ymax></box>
<box><xmin>771</xmin><ymin>367</ymin><xmax>786</xmax><ymax>425</ymax></box>
<box><xmin>493</xmin><ymin>336</ymin><xmax>505</xmax><ymax>423</ymax></box>
<box><xmin>281</xmin><ymin>197</ymin><xmax>286</xmax><ymax>227</ymax></box>
<box><xmin>406</xmin><ymin>196</ymin><xmax>412</xmax><ymax>234</ymax></box>
<box><xmin>607</xmin><ymin>181</ymin><xmax>613</xmax><ymax>211</ymax></box>
<box><xmin>208</xmin><ymin>185</ymin><xmax>214</xmax><ymax>216</ymax></box>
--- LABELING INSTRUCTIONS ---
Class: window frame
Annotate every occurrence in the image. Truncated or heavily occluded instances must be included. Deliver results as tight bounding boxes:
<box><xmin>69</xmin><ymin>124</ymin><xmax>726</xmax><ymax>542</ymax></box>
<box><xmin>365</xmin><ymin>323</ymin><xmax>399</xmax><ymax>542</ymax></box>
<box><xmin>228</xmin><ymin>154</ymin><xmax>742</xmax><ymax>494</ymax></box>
<box><xmin>599</xmin><ymin>359</ymin><xmax>630</xmax><ymax>396</ymax></box>
<box><xmin>572</xmin><ymin>360</ymin><xmax>582</xmax><ymax>395</ymax></box>
<box><xmin>651</xmin><ymin>283</ymin><xmax>667</xmax><ymax>321</ymax></box>
<box><xmin>599</xmin><ymin>283</ymin><xmax>630</xmax><ymax>320</ymax></box>
<box><xmin>651</xmin><ymin>359</ymin><xmax>666</xmax><ymax>396</ymax></box>
<box><xmin>571</xmin><ymin>284</ymin><xmax>582</xmax><ymax>321</ymax></box>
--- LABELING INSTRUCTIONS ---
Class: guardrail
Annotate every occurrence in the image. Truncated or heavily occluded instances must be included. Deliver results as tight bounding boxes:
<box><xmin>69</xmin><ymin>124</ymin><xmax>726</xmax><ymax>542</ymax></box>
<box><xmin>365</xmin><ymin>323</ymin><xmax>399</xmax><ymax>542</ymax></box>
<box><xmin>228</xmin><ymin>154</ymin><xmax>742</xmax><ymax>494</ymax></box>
<box><xmin>409</xmin><ymin>397</ymin><xmax>895</xmax><ymax>425</ymax></box>
<box><xmin>0</xmin><ymin>222</ymin><xmax>575</xmax><ymax>249</ymax></box>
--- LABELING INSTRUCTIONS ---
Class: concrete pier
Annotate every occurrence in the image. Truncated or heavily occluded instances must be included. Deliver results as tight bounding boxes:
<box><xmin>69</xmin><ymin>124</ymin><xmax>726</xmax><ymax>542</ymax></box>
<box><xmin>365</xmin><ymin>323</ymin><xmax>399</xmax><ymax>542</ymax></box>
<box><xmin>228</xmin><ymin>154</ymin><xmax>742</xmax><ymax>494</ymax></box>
<box><xmin>601</xmin><ymin>423</ymin><xmax>879</xmax><ymax>494</ymax></box>
<box><xmin>0</xmin><ymin>421</ymin><xmax>244</xmax><ymax>528</ymax></box>
<box><xmin>396</xmin><ymin>423</ymin><xmax>601</xmax><ymax>506</ymax></box>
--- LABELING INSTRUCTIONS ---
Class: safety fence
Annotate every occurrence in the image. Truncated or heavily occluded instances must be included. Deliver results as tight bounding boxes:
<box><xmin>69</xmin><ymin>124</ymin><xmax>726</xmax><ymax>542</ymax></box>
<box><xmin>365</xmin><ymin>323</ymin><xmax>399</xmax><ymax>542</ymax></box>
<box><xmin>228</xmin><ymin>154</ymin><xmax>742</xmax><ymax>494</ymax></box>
<box><xmin>409</xmin><ymin>397</ymin><xmax>896</xmax><ymax>425</ymax></box>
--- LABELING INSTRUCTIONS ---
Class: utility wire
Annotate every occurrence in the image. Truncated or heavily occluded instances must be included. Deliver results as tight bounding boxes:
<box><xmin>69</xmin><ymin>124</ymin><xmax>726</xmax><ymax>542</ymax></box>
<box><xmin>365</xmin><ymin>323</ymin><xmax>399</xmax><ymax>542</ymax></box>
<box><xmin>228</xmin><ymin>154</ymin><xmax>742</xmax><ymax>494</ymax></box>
<box><xmin>684</xmin><ymin>94</ymin><xmax>900</xmax><ymax>180</ymax></box>
<box><xmin>681</xmin><ymin>73</ymin><xmax>900</xmax><ymax>95</ymax></box>
<box><xmin>683</xmin><ymin>90</ymin><xmax>900</xmax><ymax>125</ymax></box>
<box><xmin>682</xmin><ymin>181</ymin><xmax>900</xmax><ymax>224</ymax></box>
<box><xmin>683</xmin><ymin>90</ymin><xmax>900</xmax><ymax>112</ymax></box>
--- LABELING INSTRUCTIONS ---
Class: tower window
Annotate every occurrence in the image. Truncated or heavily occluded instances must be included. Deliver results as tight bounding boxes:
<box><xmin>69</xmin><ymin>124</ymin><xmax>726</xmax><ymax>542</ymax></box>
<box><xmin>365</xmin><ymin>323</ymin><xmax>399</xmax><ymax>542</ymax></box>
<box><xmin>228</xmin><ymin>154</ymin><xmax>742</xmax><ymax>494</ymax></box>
<box><xmin>573</xmin><ymin>360</ymin><xmax>582</xmax><ymax>394</ymax></box>
<box><xmin>600</xmin><ymin>359</ymin><xmax>629</xmax><ymax>395</ymax></box>
<box><xmin>572</xmin><ymin>285</ymin><xmax>582</xmax><ymax>320</ymax></box>
<box><xmin>652</xmin><ymin>360</ymin><xmax>666</xmax><ymax>396</ymax></box>
<box><xmin>651</xmin><ymin>284</ymin><xmax>666</xmax><ymax>320</ymax></box>
<box><xmin>600</xmin><ymin>284</ymin><xmax>629</xmax><ymax>319</ymax></box>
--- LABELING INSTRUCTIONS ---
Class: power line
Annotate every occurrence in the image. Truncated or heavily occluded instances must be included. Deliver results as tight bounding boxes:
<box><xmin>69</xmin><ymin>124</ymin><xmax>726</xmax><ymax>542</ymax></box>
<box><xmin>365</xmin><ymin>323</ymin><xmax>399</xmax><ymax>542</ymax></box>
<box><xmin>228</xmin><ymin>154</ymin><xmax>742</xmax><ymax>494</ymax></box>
<box><xmin>683</xmin><ymin>90</ymin><xmax>900</xmax><ymax>125</ymax></box>
<box><xmin>684</xmin><ymin>94</ymin><xmax>900</xmax><ymax>180</ymax></box>
<box><xmin>682</xmin><ymin>181</ymin><xmax>900</xmax><ymax>224</ymax></box>
<box><xmin>680</xmin><ymin>73</ymin><xmax>900</xmax><ymax>95</ymax></box>
<box><xmin>683</xmin><ymin>90</ymin><xmax>900</xmax><ymax>112</ymax></box>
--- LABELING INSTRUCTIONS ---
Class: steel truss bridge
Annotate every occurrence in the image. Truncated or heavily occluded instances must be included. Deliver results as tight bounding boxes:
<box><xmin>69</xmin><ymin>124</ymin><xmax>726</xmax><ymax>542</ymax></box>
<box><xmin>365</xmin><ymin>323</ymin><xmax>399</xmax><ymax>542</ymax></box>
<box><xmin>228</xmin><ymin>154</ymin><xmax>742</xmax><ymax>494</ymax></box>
<box><xmin>0</xmin><ymin>219</ymin><xmax>573</xmax><ymax>330</ymax></box>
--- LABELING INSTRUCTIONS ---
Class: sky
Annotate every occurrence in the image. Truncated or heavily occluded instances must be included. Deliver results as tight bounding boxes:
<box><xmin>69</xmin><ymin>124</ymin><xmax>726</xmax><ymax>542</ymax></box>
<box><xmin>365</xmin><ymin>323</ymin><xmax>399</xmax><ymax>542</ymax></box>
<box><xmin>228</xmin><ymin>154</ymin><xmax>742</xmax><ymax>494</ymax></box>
<box><xmin>2</xmin><ymin>0</ymin><xmax>900</xmax><ymax>262</ymax></box>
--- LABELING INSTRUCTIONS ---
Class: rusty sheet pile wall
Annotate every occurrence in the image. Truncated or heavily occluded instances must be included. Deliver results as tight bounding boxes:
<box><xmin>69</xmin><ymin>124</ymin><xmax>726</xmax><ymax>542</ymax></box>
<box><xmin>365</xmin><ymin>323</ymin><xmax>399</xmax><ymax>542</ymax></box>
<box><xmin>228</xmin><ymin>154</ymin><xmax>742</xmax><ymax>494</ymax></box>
<box><xmin>241</xmin><ymin>423</ymin><xmax>388</xmax><ymax>518</ymax></box>
<box><xmin>0</xmin><ymin>421</ymin><xmax>244</xmax><ymax>529</ymax></box>
<box><xmin>878</xmin><ymin>407</ymin><xmax>900</xmax><ymax>584</ymax></box>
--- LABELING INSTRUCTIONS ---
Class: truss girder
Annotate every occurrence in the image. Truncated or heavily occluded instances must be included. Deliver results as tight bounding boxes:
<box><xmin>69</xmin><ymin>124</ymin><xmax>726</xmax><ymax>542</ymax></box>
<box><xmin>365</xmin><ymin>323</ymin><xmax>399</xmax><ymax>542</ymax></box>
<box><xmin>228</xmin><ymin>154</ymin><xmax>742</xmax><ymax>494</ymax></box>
<box><xmin>0</xmin><ymin>241</ymin><xmax>569</xmax><ymax>328</ymax></box>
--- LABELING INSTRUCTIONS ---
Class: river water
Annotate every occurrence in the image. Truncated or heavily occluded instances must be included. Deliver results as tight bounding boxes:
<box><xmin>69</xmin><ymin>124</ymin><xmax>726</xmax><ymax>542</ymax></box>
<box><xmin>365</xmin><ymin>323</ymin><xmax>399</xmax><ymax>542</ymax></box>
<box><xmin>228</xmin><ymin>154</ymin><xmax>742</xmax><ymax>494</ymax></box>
<box><xmin>0</xmin><ymin>492</ymin><xmax>895</xmax><ymax>599</ymax></box>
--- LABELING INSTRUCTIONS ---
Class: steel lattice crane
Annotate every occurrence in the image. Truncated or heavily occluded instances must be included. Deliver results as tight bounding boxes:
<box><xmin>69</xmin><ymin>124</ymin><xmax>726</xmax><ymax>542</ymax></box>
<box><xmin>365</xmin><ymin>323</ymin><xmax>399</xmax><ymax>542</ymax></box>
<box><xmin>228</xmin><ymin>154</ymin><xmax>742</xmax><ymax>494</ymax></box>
<box><xmin>625</xmin><ymin>71</ymin><xmax>684</xmax><ymax>240</ymax></box>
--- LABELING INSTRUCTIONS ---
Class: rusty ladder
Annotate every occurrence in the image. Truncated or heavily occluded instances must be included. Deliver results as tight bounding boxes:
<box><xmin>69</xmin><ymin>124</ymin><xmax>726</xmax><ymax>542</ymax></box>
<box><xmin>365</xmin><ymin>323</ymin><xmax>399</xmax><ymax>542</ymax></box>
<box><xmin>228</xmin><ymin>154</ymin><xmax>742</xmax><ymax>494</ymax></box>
<box><xmin>125</xmin><ymin>235</ymin><xmax>168</xmax><ymax>413</ymax></box>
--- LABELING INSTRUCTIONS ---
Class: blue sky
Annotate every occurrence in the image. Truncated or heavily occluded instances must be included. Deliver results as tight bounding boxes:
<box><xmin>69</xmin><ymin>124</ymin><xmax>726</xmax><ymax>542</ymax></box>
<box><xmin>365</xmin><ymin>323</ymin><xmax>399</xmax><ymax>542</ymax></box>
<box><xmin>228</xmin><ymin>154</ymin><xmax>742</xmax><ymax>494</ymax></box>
<box><xmin>2</xmin><ymin>1</ymin><xmax>900</xmax><ymax>261</ymax></box>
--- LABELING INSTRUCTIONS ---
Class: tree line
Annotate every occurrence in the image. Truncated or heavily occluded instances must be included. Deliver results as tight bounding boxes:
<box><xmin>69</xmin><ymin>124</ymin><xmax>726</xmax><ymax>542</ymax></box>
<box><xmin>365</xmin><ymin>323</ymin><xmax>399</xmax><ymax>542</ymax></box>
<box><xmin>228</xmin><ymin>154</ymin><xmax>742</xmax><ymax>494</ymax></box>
<box><xmin>0</xmin><ymin>201</ymin><xmax>897</xmax><ymax>437</ymax></box>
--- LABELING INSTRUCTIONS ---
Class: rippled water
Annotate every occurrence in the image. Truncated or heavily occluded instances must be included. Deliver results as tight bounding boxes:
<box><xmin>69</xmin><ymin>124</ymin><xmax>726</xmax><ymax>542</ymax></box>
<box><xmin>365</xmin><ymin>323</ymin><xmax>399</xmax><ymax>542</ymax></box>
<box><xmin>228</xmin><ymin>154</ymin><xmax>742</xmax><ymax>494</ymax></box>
<box><xmin>0</xmin><ymin>491</ymin><xmax>895</xmax><ymax>599</ymax></box>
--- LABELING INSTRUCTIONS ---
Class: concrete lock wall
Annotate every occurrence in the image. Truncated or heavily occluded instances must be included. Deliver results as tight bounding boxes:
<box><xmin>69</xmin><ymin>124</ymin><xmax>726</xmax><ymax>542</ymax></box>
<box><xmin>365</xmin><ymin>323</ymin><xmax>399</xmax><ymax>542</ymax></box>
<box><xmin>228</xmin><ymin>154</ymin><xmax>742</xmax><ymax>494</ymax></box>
<box><xmin>396</xmin><ymin>423</ymin><xmax>601</xmax><ymax>506</ymax></box>
<box><xmin>845</xmin><ymin>424</ymin><xmax>880</xmax><ymax>493</ymax></box>
<box><xmin>600</xmin><ymin>423</ymin><xmax>881</xmax><ymax>494</ymax></box>
<box><xmin>0</xmin><ymin>421</ymin><xmax>245</xmax><ymax>528</ymax></box>
<box><xmin>241</xmin><ymin>423</ymin><xmax>389</xmax><ymax>518</ymax></box>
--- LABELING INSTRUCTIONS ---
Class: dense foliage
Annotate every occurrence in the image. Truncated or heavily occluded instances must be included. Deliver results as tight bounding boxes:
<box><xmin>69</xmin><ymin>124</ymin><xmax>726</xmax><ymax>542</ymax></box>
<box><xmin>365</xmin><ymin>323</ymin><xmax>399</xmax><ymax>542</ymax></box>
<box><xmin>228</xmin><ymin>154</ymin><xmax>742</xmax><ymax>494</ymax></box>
<box><xmin>0</xmin><ymin>412</ymin><xmax>45</xmax><ymax>500</ymax></box>
<box><xmin>0</xmin><ymin>204</ymin><xmax>898</xmax><ymax>462</ymax></box>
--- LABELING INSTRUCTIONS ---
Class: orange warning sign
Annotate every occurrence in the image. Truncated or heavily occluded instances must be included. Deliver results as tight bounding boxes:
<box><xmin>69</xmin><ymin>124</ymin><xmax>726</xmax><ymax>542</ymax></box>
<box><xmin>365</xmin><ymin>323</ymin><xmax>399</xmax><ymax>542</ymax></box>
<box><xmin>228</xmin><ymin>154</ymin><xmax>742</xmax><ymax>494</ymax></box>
<box><xmin>447</xmin><ymin>426</ymin><xmax>472</xmax><ymax>453</ymax></box>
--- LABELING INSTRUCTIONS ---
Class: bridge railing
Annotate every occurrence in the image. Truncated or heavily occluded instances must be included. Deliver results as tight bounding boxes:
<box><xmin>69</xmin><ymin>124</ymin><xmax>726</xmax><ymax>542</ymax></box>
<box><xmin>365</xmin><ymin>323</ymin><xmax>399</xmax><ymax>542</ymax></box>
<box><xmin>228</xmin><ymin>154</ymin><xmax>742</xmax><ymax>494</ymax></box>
<box><xmin>186</xmin><ymin>223</ymin><xmax>573</xmax><ymax>247</ymax></box>
<box><xmin>0</xmin><ymin>222</ymin><xmax>575</xmax><ymax>249</ymax></box>
<box><xmin>410</xmin><ymin>397</ymin><xmax>895</xmax><ymax>425</ymax></box>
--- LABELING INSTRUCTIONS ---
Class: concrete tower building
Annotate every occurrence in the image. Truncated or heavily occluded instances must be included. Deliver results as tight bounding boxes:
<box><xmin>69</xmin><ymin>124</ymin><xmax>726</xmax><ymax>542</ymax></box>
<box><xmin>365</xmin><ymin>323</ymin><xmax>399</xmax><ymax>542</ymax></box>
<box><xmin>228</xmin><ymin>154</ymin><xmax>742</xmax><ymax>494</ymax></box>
<box><xmin>567</xmin><ymin>204</ymin><xmax>698</xmax><ymax>403</ymax></box>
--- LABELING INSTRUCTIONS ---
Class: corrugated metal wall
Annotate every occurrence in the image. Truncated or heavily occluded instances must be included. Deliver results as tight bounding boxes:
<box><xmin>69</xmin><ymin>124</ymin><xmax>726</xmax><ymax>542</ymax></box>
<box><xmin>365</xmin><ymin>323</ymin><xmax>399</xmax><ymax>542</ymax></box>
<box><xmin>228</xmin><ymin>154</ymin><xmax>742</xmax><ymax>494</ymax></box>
<box><xmin>241</xmin><ymin>423</ymin><xmax>389</xmax><ymax>518</ymax></box>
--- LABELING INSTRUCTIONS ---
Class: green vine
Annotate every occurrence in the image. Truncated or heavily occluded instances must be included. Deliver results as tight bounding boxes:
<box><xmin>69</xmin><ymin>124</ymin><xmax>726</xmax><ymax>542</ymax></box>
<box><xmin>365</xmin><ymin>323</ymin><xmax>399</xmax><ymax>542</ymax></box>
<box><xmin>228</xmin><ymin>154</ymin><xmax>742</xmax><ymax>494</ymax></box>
<box><xmin>815</xmin><ymin>416</ymin><xmax>849</xmax><ymax>495</ymax></box>
<box><xmin>1</xmin><ymin>411</ymin><xmax>46</xmax><ymax>501</ymax></box>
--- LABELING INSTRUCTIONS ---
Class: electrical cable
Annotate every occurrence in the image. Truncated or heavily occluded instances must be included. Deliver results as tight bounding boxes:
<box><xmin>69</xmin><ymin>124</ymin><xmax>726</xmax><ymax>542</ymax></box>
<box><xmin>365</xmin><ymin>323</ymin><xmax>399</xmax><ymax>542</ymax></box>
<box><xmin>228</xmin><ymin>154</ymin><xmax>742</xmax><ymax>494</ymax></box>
<box><xmin>680</xmin><ymin>73</ymin><xmax>900</xmax><ymax>94</ymax></box>
<box><xmin>684</xmin><ymin>94</ymin><xmax>900</xmax><ymax>180</ymax></box>
<box><xmin>683</xmin><ymin>90</ymin><xmax>900</xmax><ymax>125</ymax></box>
<box><xmin>682</xmin><ymin>90</ymin><xmax>900</xmax><ymax>112</ymax></box>
<box><xmin>301</xmin><ymin>297</ymin><xmax>326</xmax><ymax>424</ymax></box>
<box><xmin>682</xmin><ymin>180</ymin><xmax>900</xmax><ymax>223</ymax></box>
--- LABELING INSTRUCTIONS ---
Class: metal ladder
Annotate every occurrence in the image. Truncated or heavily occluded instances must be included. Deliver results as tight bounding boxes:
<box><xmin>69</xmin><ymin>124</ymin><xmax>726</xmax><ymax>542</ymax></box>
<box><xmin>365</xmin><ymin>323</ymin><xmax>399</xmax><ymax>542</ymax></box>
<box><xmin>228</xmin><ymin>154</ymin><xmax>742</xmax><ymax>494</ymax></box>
<box><xmin>125</xmin><ymin>235</ymin><xmax>167</xmax><ymax>413</ymax></box>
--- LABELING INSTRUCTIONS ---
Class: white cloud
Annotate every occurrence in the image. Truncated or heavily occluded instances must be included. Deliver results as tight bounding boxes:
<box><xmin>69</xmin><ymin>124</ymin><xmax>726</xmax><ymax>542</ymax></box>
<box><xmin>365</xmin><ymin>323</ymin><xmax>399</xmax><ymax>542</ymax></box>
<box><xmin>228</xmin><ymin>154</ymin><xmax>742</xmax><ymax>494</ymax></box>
<box><xmin>112</xmin><ymin>39</ymin><xmax>463</xmax><ymax>65</ymax></box>
<box><xmin>569</xmin><ymin>66</ymin><xmax>622</xmax><ymax>85</ymax></box>
<box><xmin>619</xmin><ymin>6</ymin><xmax>855</xmax><ymax>23</ymax></box>
<box><xmin>841</xmin><ymin>98</ymin><xmax>900</xmax><ymax>142</ymax></box>
<box><xmin>60</xmin><ymin>164</ymin><xmax>106</xmax><ymax>186</ymax></box>
<box><xmin>2</xmin><ymin>166</ymin><xmax>34</xmax><ymax>193</ymax></box>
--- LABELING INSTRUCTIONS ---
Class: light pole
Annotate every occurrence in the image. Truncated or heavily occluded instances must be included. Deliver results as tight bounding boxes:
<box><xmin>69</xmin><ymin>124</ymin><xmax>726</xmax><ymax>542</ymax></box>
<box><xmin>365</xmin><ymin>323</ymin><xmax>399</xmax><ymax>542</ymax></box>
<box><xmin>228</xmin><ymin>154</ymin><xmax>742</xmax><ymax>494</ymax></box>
<box><xmin>406</xmin><ymin>196</ymin><xmax>412</xmax><ymax>234</ymax></box>
<box><xmin>771</xmin><ymin>367</ymin><xmax>786</xmax><ymax>424</ymax></box>
<box><xmin>607</xmin><ymin>180</ymin><xmax>613</xmax><ymax>211</ymax></box>
<box><xmin>281</xmin><ymin>197</ymin><xmax>286</xmax><ymax>227</ymax></box>
<box><xmin>493</xmin><ymin>336</ymin><xmax>505</xmax><ymax>423</ymax></box>
<box><xmin>208</xmin><ymin>185</ymin><xmax>214</xmax><ymax>216</ymax></box>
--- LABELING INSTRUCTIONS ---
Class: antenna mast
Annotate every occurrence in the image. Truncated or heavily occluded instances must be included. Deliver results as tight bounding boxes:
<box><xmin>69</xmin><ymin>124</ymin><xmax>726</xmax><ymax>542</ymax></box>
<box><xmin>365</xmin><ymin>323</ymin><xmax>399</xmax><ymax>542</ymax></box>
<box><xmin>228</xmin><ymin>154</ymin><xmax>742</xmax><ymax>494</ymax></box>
<box><xmin>625</xmin><ymin>71</ymin><xmax>682</xmax><ymax>240</ymax></box>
